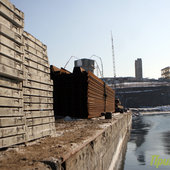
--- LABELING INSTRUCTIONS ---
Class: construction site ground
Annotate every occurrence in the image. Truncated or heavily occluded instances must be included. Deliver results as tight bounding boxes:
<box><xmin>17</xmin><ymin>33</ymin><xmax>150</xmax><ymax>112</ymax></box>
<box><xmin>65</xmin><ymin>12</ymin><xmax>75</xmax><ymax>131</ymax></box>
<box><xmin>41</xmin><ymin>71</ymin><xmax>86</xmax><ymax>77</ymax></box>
<box><xmin>0</xmin><ymin>114</ymin><xmax>123</xmax><ymax>170</ymax></box>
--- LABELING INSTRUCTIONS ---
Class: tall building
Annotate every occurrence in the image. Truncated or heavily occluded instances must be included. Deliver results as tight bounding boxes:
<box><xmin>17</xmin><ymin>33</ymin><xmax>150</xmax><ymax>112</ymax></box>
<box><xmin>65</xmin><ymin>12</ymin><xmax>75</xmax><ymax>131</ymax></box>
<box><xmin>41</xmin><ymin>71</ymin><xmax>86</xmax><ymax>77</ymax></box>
<box><xmin>161</xmin><ymin>67</ymin><xmax>170</xmax><ymax>79</ymax></box>
<box><xmin>74</xmin><ymin>58</ymin><xmax>95</xmax><ymax>73</ymax></box>
<box><xmin>135</xmin><ymin>58</ymin><xmax>143</xmax><ymax>80</ymax></box>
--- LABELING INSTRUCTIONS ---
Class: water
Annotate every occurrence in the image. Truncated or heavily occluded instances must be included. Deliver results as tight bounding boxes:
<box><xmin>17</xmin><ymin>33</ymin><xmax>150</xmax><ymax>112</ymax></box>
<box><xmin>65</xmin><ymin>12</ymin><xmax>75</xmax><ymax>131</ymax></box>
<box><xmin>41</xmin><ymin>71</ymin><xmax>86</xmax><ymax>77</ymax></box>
<box><xmin>120</xmin><ymin>113</ymin><xmax>170</xmax><ymax>170</ymax></box>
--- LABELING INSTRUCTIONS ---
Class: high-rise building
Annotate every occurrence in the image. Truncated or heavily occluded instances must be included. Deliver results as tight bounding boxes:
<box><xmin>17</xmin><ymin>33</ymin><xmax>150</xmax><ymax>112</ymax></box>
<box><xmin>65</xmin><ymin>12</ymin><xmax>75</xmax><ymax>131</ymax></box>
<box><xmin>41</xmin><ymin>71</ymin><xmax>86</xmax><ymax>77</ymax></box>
<box><xmin>135</xmin><ymin>58</ymin><xmax>143</xmax><ymax>80</ymax></box>
<box><xmin>161</xmin><ymin>66</ymin><xmax>170</xmax><ymax>79</ymax></box>
<box><xmin>74</xmin><ymin>59</ymin><xmax>95</xmax><ymax>73</ymax></box>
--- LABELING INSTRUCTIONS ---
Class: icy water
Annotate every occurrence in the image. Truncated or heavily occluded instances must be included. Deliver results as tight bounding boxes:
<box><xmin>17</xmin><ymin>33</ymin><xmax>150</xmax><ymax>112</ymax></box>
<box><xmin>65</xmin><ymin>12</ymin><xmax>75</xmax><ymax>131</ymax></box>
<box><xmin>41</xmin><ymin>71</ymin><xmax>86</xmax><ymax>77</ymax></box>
<box><xmin>120</xmin><ymin>113</ymin><xmax>170</xmax><ymax>170</ymax></box>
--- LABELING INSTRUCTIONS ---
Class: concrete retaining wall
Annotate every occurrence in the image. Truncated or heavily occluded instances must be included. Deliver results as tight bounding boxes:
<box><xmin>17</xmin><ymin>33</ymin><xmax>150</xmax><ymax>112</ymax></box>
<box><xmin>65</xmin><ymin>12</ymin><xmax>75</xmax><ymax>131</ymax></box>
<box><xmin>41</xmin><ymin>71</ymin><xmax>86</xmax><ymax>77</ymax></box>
<box><xmin>61</xmin><ymin>112</ymin><xmax>132</xmax><ymax>170</ymax></box>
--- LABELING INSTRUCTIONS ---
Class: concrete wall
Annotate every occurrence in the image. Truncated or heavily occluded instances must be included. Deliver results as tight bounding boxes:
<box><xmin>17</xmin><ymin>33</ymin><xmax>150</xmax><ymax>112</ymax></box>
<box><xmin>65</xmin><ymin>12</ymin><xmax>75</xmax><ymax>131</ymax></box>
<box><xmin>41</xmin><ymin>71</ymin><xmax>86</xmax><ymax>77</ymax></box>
<box><xmin>60</xmin><ymin>112</ymin><xmax>132</xmax><ymax>170</ymax></box>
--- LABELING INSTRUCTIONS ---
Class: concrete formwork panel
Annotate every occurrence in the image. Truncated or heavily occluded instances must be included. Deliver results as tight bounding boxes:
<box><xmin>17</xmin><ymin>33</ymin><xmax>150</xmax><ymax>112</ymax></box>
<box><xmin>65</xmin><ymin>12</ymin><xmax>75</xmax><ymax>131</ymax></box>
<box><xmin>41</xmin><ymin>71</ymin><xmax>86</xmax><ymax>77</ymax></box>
<box><xmin>26</xmin><ymin>116</ymin><xmax>55</xmax><ymax>126</ymax></box>
<box><xmin>0</xmin><ymin>63</ymin><xmax>24</xmax><ymax>80</ymax></box>
<box><xmin>24</xmin><ymin>57</ymin><xmax>50</xmax><ymax>73</ymax></box>
<box><xmin>0</xmin><ymin>125</ymin><xmax>25</xmax><ymax>138</ymax></box>
<box><xmin>24</xmin><ymin>51</ymin><xmax>49</xmax><ymax>67</ymax></box>
<box><xmin>0</xmin><ymin>0</ymin><xmax>24</xmax><ymax>20</ymax></box>
<box><xmin>0</xmin><ymin>134</ymin><xmax>25</xmax><ymax>148</ymax></box>
<box><xmin>24</xmin><ymin>103</ymin><xmax>53</xmax><ymax>111</ymax></box>
<box><xmin>0</xmin><ymin>44</ymin><xmax>24</xmax><ymax>63</ymax></box>
<box><xmin>23</xmin><ymin>80</ymin><xmax>53</xmax><ymax>91</ymax></box>
<box><xmin>23</xmin><ymin>96</ymin><xmax>53</xmax><ymax>104</ymax></box>
<box><xmin>0</xmin><ymin>107</ymin><xmax>23</xmax><ymax>117</ymax></box>
<box><xmin>0</xmin><ymin>16</ymin><xmax>23</xmax><ymax>35</ymax></box>
<box><xmin>0</xmin><ymin>76</ymin><xmax>22</xmax><ymax>89</ymax></box>
<box><xmin>0</xmin><ymin>24</ymin><xmax>23</xmax><ymax>44</ymax></box>
<box><xmin>0</xmin><ymin>54</ymin><xmax>23</xmax><ymax>71</ymax></box>
<box><xmin>0</xmin><ymin>35</ymin><xmax>24</xmax><ymax>53</ymax></box>
<box><xmin>0</xmin><ymin>3</ymin><xmax>24</xmax><ymax>28</ymax></box>
<box><xmin>25</xmin><ymin>110</ymin><xmax>54</xmax><ymax>118</ymax></box>
<box><xmin>0</xmin><ymin>86</ymin><xmax>22</xmax><ymax>98</ymax></box>
<box><xmin>23</xmin><ymin>87</ymin><xmax>53</xmax><ymax>97</ymax></box>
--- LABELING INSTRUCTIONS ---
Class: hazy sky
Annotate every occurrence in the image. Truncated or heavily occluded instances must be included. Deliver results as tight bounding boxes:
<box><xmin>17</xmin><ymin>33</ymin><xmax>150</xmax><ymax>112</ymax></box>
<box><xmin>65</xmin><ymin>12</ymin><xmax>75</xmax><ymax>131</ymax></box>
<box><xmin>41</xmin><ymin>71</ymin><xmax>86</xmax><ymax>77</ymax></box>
<box><xmin>11</xmin><ymin>0</ymin><xmax>170</xmax><ymax>79</ymax></box>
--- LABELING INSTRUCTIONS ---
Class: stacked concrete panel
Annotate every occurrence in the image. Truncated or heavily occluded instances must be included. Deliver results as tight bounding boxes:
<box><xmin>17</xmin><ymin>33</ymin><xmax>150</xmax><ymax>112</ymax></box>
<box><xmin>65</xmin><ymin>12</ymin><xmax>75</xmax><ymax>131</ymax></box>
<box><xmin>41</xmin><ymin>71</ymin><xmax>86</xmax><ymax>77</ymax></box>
<box><xmin>0</xmin><ymin>0</ymin><xmax>55</xmax><ymax>148</ymax></box>
<box><xmin>0</xmin><ymin>0</ymin><xmax>25</xmax><ymax>148</ymax></box>
<box><xmin>23</xmin><ymin>31</ymin><xmax>55</xmax><ymax>141</ymax></box>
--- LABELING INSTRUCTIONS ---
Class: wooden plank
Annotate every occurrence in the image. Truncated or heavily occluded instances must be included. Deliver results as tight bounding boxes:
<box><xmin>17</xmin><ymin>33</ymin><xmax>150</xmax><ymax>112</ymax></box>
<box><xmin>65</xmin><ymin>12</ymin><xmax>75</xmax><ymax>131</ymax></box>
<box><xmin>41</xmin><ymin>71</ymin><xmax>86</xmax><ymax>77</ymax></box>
<box><xmin>0</xmin><ymin>86</ymin><xmax>22</xmax><ymax>98</ymax></box>
<box><xmin>0</xmin><ymin>16</ymin><xmax>23</xmax><ymax>35</ymax></box>
<box><xmin>24</xmin><ymin>72</ymin><xmax>53</xmax><ymax>85</ymax></box>
<box><xmin>23</xmin><ymin>80</ymin><xmax>53</xmax><ymax>91</ymax></box>
<box><xmin>23</xmin><ymin>96</ymin><xmax>53</xmax><ymax>104</ymax></box>
<box><xmin>0</xmin><ymin>107</ymin><xmax>23</xmax><ymax>117</ymax></box>
<box><xmin>0</xmin><ymin>3</ymin><xmax>24</xmax><ymax>28</ymax></box>
<box><xmin>24</xmin><ymin>57</ymin><xmax>50</xmax><ymax>73</ymax></box>
<box><xmin>24</xmin><ymin>103</ymin><xmax>53</xmax><ymax>111</ymax></box>
<box><xmin>0</xmin><ymin>43</ymin><xmax>24</xmax><ymax>63</ymax></box>
<box><xmin>26</xmin><ymin>116</ymin><xmax>55</xmax><ymax>126</ymax></box>
<box><xmin>0</xmin><ymin>35</ymin><xmax>24</xmax><ymax>53</ymax></box>
<box><xmin>0</xmin><ymin>24</ymin><xmax>23</xmax><ymax>44</ymax></box>
<box><xmin>25</xmin><ymin>110</ymin><xmax>54</xmax><ymax>118</ymax></box>
<box><xmin>0</xmin><ymin>54</ymin><xmax>23</xmax><ymax>71</ymax></box>
<box><xmin>23</xmin><ymin>87</ymin><xmax>53</xmax><ymax>97</ymax></box>
<box><xmin>0</xmin><ymin>125</ymin><xmax>25</xmax><ymax>137</ymax></box>
<box><xmin>0</xmin><ymin>134</ymin><xmax>25</xmax><ymax>148</ymax></box>
<box><xmin>0</xmin><ymin>63</ymin><xmax>24</xmax><ymax>80</ymax></box>
<box><xmin>0</xmin><ymin>97</ymin><xmax>23</xmax><ymax>107</ymax></box>
<box><xmin>24</xmin><ymin>51</ymin><xmax>49</xmax><ymax>67</ymax></box>
<box><xmin>0</xmin><ymin>76</ymin><xmax>22</xmax><ymax>89</ymax></box>
<box><xmin>0</xmin><ymin>117</ymin><xmax>25</xmax><ymax>127</ymax></box>
<box><xmin>0</xmin><ymin>0</ymin><xmax>24</xmax><ymax>19</ymax></box>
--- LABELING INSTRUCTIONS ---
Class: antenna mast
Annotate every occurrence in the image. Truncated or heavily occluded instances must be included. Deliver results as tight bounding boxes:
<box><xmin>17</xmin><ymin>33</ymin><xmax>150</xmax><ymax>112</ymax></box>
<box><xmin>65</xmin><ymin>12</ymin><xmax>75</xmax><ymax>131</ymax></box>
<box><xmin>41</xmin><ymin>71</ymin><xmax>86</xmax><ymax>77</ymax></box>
<box><xmin>111</xmin><ymin>31</ymin><xmax>116</xmax><ymax>78</ymax></box>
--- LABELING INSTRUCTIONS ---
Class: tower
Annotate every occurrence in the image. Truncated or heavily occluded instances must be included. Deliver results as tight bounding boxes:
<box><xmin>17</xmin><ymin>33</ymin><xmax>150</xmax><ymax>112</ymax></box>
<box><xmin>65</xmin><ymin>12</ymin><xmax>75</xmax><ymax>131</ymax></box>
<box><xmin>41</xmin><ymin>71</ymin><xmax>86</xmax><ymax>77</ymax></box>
<box><xmin>135</xmin><ymin>58</ymin><xmax>143</xmax><ymax>81</ymax></box>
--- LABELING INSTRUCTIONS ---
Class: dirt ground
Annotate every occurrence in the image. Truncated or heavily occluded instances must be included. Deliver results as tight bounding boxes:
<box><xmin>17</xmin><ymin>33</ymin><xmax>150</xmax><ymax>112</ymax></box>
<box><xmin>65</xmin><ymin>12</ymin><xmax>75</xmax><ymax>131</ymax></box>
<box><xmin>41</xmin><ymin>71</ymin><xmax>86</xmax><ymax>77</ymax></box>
<box><xmin>0</xmin><ymin>118</ymin><xmax>114</xmax><ymax>170</ymax></box>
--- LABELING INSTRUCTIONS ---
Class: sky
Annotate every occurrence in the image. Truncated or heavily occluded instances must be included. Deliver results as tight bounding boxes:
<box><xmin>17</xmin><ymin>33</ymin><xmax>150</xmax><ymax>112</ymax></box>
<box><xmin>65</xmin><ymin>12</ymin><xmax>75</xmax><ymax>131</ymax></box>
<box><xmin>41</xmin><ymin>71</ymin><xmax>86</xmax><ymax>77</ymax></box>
<box><xmin>10</xmin><ymin>0</ymin><xmax>170</xmax><ymax>79</ymax></box>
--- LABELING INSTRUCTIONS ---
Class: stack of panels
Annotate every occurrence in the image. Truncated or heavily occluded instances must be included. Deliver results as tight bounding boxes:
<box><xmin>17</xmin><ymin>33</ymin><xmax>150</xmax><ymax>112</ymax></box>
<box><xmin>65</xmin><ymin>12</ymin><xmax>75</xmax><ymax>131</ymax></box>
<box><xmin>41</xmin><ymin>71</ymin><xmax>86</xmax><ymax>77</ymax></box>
<box><xmin>51</xmin><ymin>66</ymin><xmax>115</xmax><ymax>118</ymax></box>
<box><xmin>23</xmin><ymin>31</ymin><xmax>55</xmax><ymax>141</ymax></box>
<box><xmin>0</xmin><ymin>0</ymin><xmax>25</xmax><ymax>148</ymax></box>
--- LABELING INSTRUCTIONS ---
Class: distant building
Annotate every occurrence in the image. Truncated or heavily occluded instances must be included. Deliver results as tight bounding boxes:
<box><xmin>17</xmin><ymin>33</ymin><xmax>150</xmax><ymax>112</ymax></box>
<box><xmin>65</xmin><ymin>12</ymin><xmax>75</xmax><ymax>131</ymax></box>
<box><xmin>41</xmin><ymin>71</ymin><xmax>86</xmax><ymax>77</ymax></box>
<box><xmin>135</xmin><ymin>58</ymin><xmax>143</xmax><ymax>81</ymax></box>
<box><xmin>161</xmin><ymin>66</ymin><xmax>170</xmax><ymax>79</ymax></box>
<box><xmin>74</xmin><ymin>58</ymin><xmax>95</xmax><ymax>73</ymax></box>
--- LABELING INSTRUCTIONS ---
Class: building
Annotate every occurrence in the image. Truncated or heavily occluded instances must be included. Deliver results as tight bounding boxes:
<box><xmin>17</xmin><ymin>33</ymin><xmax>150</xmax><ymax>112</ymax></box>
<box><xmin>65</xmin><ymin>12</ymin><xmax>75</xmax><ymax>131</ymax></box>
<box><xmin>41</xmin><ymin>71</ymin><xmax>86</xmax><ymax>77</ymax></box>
<box><xmin>135</xmin><ymin>58</ymin><xmax>143</xmax><ymax>81</ymax></box>
<box><xmin>161</xmin><ymin>66</ymin><xmax>170</xmax><ymax>79</ymax></box>
<box><xmin>74</xmin><ymin>58</ymin><xmax>95</xmax><ymax>73</ymax></box>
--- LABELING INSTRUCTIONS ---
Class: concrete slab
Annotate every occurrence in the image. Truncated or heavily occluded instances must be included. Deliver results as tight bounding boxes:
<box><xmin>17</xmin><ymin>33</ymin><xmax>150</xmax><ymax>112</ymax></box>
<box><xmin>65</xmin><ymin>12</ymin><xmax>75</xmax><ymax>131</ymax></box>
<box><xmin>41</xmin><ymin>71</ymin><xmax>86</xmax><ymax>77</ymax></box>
<box><xmin>0</xmin><ymin>96</ymin><xmax>23</xmax><ymax>107</ymax></box>
<box><xmin>23</xmin><ymin>80</ymin><xmax>53</xmax><ymax>91</ymax></box>
<box><xmin>23</xmin><ymin>87</ymin><xmax>53</xmax><ymax>97</ymax></box>
<box><xmin>0</xmin><ymin>35</ymin><xmax>24</xmax><ymax>53</ymax></box>
<box><xmin>0</xmin><ymin>76</ymin><xmax>22</xmax><ymax>89</ymax></box>
<box><xmin>25</xmin><ymin>110</ymin><xmax>54</xmax><ymax>118</ymax></box>
<box><xmin>0</xmin><ymin>86</ymin><xmax>22</xmax><ymax>98</ymax></box>
<box><xmin>23</xmin><ymin>96</ymin><xmax>53</xmax><ymax>104</ymax></box>
<box><xmin>0</xmin><ymin>107</ymin><xmax>23</xmax><ymax>117</ymax></box>
<box><xmin>0</xmin><ymin>16</ymin><xmax>23</xmax><ymax>35</ymax></box>
<box><xmin>0</xmin><ymin>3</ymin><xmax>24</xmax><ymax>27</ymax></box>
<box><xmin>0</xmin><ymin>43</ymin><xmax>24</xmax><ymax>63</ymax></box>
<box><xmin>0</xmin><ymin>117</ymin><xmax>25</xmax><ymax>127</ymax></box>
<box><xmin>0</xmin><ymin>54</ymin><xmax>23</xmax><ymax>71</ymax></box>
<box><xmin>24</xmin><ymin>103</ymin><xmax>53</xmax><ymax>111</ymax></box>
<box><xmin>0</xmin><ymin>63</ymin><xmax>24</xmax><ymax>80</ymax></box>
